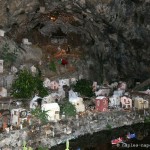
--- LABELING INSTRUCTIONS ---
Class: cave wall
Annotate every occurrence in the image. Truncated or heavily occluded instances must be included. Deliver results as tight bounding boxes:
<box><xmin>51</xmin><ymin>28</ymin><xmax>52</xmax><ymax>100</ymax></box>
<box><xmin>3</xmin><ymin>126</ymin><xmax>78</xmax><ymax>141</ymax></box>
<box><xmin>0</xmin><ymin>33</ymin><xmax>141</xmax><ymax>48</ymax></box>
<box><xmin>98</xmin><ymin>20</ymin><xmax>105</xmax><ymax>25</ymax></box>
<box><xmin>0</xmin><ymin>0</ymin><xmax>150</xmax><ymax>85</ymax></box>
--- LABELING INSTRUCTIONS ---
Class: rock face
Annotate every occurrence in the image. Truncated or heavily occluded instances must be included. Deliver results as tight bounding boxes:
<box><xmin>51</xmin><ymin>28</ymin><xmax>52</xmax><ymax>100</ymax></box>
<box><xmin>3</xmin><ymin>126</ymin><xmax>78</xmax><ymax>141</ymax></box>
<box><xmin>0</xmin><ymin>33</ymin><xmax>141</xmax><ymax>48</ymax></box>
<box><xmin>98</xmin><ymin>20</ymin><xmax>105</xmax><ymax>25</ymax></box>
<box><xmin>0</xmin><ymin>0</ymin><xmax>150</xmax><ymax>86</ymax></box>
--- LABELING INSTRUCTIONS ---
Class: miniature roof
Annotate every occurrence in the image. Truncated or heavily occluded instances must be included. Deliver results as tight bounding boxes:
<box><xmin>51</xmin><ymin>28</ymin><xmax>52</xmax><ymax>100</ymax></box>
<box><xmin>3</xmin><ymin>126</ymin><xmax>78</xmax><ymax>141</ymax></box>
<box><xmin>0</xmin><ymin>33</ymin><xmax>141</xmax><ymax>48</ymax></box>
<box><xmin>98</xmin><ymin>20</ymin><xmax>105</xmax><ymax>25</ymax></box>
<box><xmin>42</xmin><ymin>103</ymin><xmax>60</xmax><ymax>110</ymax></box>
<box><xmin>11</xmin><ymin>108</ymin><xmax>27</xmax><ymax>111</ymax></box>
<box><xmin>96</xmin><ymin>96</ymin><xmax>107</xmax><ymax>99</ymax></box>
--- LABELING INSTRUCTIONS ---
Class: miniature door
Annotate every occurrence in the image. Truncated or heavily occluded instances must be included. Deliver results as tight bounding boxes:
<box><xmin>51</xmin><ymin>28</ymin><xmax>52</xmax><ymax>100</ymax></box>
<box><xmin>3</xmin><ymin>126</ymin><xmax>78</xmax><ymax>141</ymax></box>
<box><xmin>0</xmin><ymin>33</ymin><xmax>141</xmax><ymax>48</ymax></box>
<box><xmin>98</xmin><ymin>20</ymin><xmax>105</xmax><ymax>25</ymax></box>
<box><xmin>0</xmin><ymin>60</ymin><xmax>4</xmax><ymax>73</ymax></box>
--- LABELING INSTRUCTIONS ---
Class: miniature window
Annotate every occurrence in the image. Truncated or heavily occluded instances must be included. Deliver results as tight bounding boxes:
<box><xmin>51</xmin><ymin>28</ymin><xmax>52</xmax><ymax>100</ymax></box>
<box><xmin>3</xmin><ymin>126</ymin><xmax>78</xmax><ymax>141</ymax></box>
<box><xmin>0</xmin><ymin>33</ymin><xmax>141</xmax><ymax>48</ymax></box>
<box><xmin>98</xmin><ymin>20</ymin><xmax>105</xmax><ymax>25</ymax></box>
<box><xmin>14</xmin><ymin>111</ymin><xmax>17</xmax><ymax>115</ymax></box>
<box><xmin>77</xmin><ymin>103</ymin><xmax>79</xmax><ymax>105</ymax></box>
<box><xmin>55</xmin><ymin>111</ymin><xmax>59</xmax><ymax>114</ymax></box>
<box><xmin>0</xmin><ymin>62</ymin><xmax>2</xmax><ymax>65</ymax></box>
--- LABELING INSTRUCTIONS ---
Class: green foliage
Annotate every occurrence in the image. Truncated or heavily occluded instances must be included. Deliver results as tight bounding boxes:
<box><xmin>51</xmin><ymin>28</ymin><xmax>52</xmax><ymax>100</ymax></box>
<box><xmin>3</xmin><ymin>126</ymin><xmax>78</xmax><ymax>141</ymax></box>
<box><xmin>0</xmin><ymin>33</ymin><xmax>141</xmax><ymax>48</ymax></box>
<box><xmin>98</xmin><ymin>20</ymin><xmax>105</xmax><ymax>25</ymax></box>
<box><xmin>1</xmin><ymin>43</ymin><xmax>18</xmax><ymax>66</ymax></box>
<box><xmin>106</xmin><ymin>123</ymin><xmax>112</xmax><ymax>130</ymax></box>
<box><xmin>31</xmin><ymin>108</ymin><xmax>49</xmax><ymax>123</ymax></box>
<box><xmin>48</xmin><ymin>60</ymin><xmax>56</xmax><ymax>72</ymax></box>
<box><xmin>11</xmin><ymin>69</ymin><xmax>48</xmax><ymax>98</ymax></box>
<box><xmin>60</xmin><ymin>101</ymin><xmax>76</xmax><ymax>117</ymax></box>
<box><xmin>73</xmin><ymin>79</ymin><xmax>94</xmax><ymax>97</ymax></box>
<box><xmin>144</xmin><ymin>117</ymin><xmax>150</xmax><ymax>123</ymax></box>
<box><xmin>23</xmin><ymin>141</ymin><xmax>33</xmax><ymax>150</ymax></box>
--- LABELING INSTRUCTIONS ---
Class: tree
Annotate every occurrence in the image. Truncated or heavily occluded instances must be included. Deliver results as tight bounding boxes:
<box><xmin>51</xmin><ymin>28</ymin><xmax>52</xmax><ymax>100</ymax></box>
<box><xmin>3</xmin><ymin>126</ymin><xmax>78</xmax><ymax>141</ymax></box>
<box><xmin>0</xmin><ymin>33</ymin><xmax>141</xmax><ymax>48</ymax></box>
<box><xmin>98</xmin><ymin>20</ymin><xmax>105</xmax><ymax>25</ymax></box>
<box><xmin>31</xmin><ymin>108</ymin><xmax>49</xmax><ymax>124</ymax></box>
<box><xmin>60</xmin><ymin>101</ymin><xmax>76</xmax><ymax>117</ymax></box>
<box><xmin>73</xmin><ymin>79</ymin><xmax>94</xmax><ymax>97</ymax></box>
<box><xmin>11</xmin><ymin>69</ymin><xmax>48</xmax><ymax>98</ymax></box>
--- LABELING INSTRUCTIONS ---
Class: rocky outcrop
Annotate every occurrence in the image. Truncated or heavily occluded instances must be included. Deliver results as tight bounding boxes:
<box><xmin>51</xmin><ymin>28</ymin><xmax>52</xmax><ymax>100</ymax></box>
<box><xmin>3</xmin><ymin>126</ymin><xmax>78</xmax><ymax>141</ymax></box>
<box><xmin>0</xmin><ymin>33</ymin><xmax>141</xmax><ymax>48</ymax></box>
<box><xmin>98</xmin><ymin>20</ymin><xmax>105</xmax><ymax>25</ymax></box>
<box><xmin>0</xmin><ymin>109</ymin><xmax>149</xmax><ymax>149</ymax></box>
<box><xmin>0</xmin><ymin>0</ymin><xmax>150</xmax><ymax>86</ymax></box>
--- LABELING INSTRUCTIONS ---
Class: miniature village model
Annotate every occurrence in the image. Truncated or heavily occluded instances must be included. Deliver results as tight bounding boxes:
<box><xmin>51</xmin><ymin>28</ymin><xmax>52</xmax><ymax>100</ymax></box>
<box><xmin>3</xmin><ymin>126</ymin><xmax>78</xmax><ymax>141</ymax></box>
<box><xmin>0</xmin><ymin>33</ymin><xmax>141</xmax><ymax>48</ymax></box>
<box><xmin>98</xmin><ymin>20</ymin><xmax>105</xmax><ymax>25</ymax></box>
<box><xmin>0</xmin><ymin>6</ymin><xmax>150</xmax><ymax>149</ymax></box>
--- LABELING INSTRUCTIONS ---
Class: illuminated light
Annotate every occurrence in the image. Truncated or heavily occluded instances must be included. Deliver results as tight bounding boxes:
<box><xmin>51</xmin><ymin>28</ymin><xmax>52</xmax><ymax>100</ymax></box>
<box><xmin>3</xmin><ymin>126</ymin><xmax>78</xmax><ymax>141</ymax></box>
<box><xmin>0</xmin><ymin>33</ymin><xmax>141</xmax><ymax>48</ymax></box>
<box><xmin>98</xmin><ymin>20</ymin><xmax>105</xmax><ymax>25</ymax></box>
<box><xmin>50</xmin><ymin>16</ymin><xmax>56</xmax><ymax>21</ymax></box>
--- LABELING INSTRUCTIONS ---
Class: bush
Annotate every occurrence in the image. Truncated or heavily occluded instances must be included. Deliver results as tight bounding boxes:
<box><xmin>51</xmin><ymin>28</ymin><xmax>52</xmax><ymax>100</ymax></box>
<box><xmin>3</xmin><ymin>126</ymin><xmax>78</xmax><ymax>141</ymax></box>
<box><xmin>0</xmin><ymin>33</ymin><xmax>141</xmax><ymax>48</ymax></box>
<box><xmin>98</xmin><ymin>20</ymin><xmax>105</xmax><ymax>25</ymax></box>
<box><xmin>11</xmin><ymin>69</ymin><xmax>48</xmax><ymax>98</ymax></box>
<box><xmin>73</xmin><ymin>79</ymin><xmax>94</xmax><ymax>97</ymax></box>
<box><xmin>60</xmin><ymin>101</ymin><xmax>76</xmax><ymax>117</ymax></box>
<box><xmin>31</xmin><ymin>108</ymin><xmax>49</xmax><ymax>123</ymax></box>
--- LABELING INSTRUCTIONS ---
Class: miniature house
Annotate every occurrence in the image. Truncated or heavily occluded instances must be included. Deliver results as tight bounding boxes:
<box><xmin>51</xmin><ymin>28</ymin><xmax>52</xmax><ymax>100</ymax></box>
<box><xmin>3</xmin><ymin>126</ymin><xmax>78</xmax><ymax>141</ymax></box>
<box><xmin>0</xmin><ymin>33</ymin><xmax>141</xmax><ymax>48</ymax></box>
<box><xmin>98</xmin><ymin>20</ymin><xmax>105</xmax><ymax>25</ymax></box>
<box><xmin>70</xmin><ymin>78</ymin><xmax>77</xmax><ymax>84</ymax></box>
<box><xmin>0</xmin><ymin>60</ymin><xmax>4</xmax><ymax>73</ymax></box>
<box><xmin>50</xmin><ymin>81</ymin><xmax>59</xmax><ymax>90</ymax></box>
<box><xmin>95</xmin><ymin>87</ymin><xmax>110</xmax><ymax>96</ymax></box>
<box><xmin>0</xmin><ymin>87</ymin><xmax>7</xmax><ymax>97</ymax></box>
<box><xmin>11</xmin><ymin>108</ymin><xmax>28</xmax><ymax>126</ymax></box>
<box><xmin>11</xmin><ymin>66</ymin><xmax>18</xmax><ymax>74</ymax></box>
<box><xmin>30</xmin><ymin>65</ymin><xmax>37</xmax><ymax>74</ymax></box>
<box><xmin>0</xmin><ymin>97</ymin><xmax>12</xmax><ymax>109</ymax></box>
<box><xmin>95</xmin><ymin>96</ymin><xmax>108</xmax><ymax>112</ymax></box>
<box><xmin>42</xmin><ymin>95</ymin><xmax>55</xmax><ymax>104</ymax></box>
<box><xmin>109</xmin><ymin>95</ymin><xmax>121</xmax><ymax>108</ymax></box>
<box><xmin>22</xmin><ymin>38</ymin><xmax>32</xmax><ymax>45</ymax></box>
<box><xmin>134</xmin><ymin>97</ymin><xmax>149</xmax><ymax>110</ymax></box>
<box><xmin>118</xmin><ymin>81</ymin><xmax>127</xmax><ymax>90</ymax></box>
<box><xmin>41</xmin><ymin>103</ymin><xmax>60</xmax><ymax>121</ymax></box>
<box><xmin>30</xmin><ymin>95</ymin><xmax>42</xmax><ymax>110</ymax></box>
<box><xmin>43</xmin><ymin>78</ymin><xmax>51</xmax><ymax>88</ymax></box>
<box><xmin>59</xmin><ymin>79</ymin><xmax>70</xmax><ymax>88</ymax></box>
<box><xmin>113</xmin><ymin>89</ymin><xmax>125</xmax><ymax>97</ymax></box>
<box><xmin>0</xmin><ymin>29</ymin><xmax>5</xmax><ymax>37</ymax></box>
<box><xmin>69</xmin><ymin>90</ymin><xmax>85</xmax><ymax>113</ymax></box>
<box><xmin>92</xmin><ymin>81</ymin><xmax>97</xmax><ymax>91</ymax></box>
<box><xmin>0</xmin><ymin>109</ymin><xmax>10</xmax><ymax>130</ymax></box>
<box><xmin>120</xmin><ymin>96</ymin><xmax>132</xmax><ymax>109</ymax></box>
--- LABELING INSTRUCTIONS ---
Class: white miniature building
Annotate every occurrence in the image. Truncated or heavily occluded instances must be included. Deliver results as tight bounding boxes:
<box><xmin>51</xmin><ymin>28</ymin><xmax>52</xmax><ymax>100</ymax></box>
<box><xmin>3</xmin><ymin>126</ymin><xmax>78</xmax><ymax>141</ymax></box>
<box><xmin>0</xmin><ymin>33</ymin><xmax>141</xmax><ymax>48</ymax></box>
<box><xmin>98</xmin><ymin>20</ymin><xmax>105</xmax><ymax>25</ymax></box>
<box><xmin>95</xmin><ymin>87</ymin><xmax>110</xmax><ymax>96</ymax></box>
<box><xmin>11</xmin><ymin>108</ymin><xmax>28</xmax><ymax>126</ymax></box>
<box><xmin>70</xmin><ymin>78</ymin><xmax>77</xmax><ymax>84</ymax></box>
<box><xmin>113</xmin><ymin>89</ymin><xmax>125</xmax><ymax>97</ymax></box>
<box><xmin>0</xmin><ymin>29</ymin><xmax>5</xmax><ymax>37</ymax></box>
<box><xmin>134</xmin><ymin>97</ymin><xmax>149</xmax><ymax>110</ymax></box>
<box><xmin>11</xmin><ymin>66</ymin><xmax>18</xmax><ymax>74</ymax></box>
<box><xmin>30</xmin><ymin>65</ymin><xmax>37</xmax><ymax>74</ymax></box>
<box><xmin>0</xmin><ymin>60</ymin><xmax>4</xmax><ymax>73</ymax></box>
<box><xmin>30</xmin><ymin>95</ymin><xmax>42</xmax><ymax>110</ymax></box>
<box><xmin>69</xmin><ymin>90</ymin><xmax>85</xmax><ymax>113</ymax></box>
<box><xmin>41</xmin><ymin>103</ymin><xmax>60</xmax><ymax>121</ymax></box>
<box><xmin>120</xmin><ymin>96</ymin><xmax>132</xmax><ymax>109</ymax></box>
<box><xmin>118</xmin><ymin>81</ymin><xmax>127</xmax><ymax>91</ymax></box>
<box><xmin>43</xmin><ymin>78</ymin><xmax>51</xmax><ymax>88</ymax></box>
<box><xmin>92</xmin><ymin>81</ymin><xmax>97</xmax><ymax>91</ymax></box>
<box><xmin>0</xmin><ymin>87</ymin><xmax>7</xmax><ymax>97</ymax></box>
<box><xmin>22</xmin><ymin>38</ymin><xmax>32</xmax><ymax>45</ymax></box>
<box><xmin>109</xmin><ymin>95</ymin><xmax>120</xmax><ymax>108</ymax></box>
<box><xmin>59</xmin><ymin>79</ymin><xmax>70</xmax><ymax>88</ymax></box>
<box><xmin>42</xmin><ymin>95</ymin><xmax>55</xmax><ymax>104</ymax></box>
